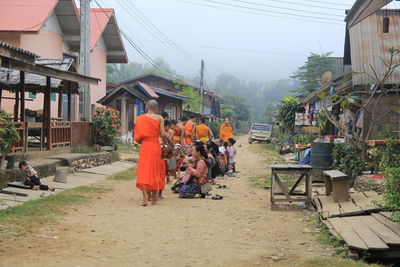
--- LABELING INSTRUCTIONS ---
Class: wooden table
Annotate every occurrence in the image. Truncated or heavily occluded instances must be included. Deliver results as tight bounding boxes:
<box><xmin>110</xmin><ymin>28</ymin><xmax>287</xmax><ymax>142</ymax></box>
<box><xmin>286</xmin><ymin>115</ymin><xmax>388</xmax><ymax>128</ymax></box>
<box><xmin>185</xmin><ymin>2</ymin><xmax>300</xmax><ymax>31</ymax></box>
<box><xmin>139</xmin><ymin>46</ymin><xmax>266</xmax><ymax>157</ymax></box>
<box><xmin>270</xmin><ymin>164</ymin><xmax>312</xmax><ymax>210</ymax></box>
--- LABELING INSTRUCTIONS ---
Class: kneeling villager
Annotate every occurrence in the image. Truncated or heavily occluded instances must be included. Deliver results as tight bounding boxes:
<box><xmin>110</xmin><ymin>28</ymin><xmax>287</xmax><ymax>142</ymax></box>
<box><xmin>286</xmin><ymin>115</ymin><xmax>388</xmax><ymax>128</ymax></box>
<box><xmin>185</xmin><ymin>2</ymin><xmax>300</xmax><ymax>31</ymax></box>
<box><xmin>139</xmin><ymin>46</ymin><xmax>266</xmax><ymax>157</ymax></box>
<box><xmin>179</xmin><ymin>143</ymin><xmax>209</xmax><ymax>198</ymax></box>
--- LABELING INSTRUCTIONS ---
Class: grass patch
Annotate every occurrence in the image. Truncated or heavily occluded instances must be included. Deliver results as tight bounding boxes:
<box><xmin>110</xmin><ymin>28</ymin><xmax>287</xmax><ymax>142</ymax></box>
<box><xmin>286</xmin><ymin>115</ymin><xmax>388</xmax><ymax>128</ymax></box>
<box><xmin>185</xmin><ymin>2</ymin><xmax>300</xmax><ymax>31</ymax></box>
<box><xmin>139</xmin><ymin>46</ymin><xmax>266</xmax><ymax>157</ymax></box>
<box><xmin>300</xmin><ymin>257</ymin><xmax>382</xmax><ymax>267</ymax></box>
<box><xmin>249</xmin><ymin>174</ymin><xmax>271</xmax><ymax>189</ymax></box>
<box><xmin>0</xmin><ymin>185</ymin><xmax>111</xmax><ymax>239</ymax></box>
<box><xmin>248</xmin><ymin>143</ymin><xmax>286</xmax><ymax>165</ymax></box>
<box><xmin>316</xmin><ymin>221</ymin><xmax>349</xmax><ymax>257</ymax></box>
<box><xmin>248</xmin><ymin>143</ymin><xmax>296</xmax><ymax>189</ymax></box>
<box><xmin>108</xmin><ymin>167</ymin><xmax>136</xmax><ymax>181</ymax></box>
<box><xmin>117</xmin><ymin>144</ymin><xmax>139</xmax><ymax>152</ymax></box>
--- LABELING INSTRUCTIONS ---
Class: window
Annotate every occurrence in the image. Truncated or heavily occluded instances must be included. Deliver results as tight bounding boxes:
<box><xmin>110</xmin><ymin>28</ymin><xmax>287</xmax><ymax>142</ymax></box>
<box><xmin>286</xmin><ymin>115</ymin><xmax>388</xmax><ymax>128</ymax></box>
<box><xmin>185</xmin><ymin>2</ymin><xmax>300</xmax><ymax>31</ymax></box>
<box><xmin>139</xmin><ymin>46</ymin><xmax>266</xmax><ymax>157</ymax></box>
<box><xmin>51</xmin><ymin>92</ymin><xmax>56</xmax><ymax>101</ymax></box>
<box><xmin>383</xmin><ymin>17</ymin><xmax>390</xmax><ymax>33</ymax></box>
<box><xmin>252</xmin><ymin>124</ymin><xmax>270</xmax><ymax>131</ymax></box>
<box><xmin>29</xmin><ymin>92</ymin><xmax>36</xmax><ymax>99</ymax></box>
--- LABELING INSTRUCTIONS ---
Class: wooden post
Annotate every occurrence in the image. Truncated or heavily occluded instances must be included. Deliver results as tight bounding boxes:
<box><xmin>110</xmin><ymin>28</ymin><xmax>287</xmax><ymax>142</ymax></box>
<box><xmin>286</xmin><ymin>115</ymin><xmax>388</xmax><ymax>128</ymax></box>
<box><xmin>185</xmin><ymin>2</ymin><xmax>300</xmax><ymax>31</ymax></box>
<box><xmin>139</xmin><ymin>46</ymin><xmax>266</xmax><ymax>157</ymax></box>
<box><xmin>45</xmin><ymin>77</ymin><xmax>51</xmax><ymax>150</ymax></box>
<box><xmin>20</xmin><ymin>71</ymin><xmax>25</xmax><ymax>122</ymax></box>
<box><xmin>0</xmin><ymin>89</ymin><xmax>2</xmax><ymax>109</ymax></box>
<box><xmin>14</xmin><ymin>85</ymin><xmax>20</xmax><ymax>122</ymax></box>
<box><xmin>58</xmin><ymin>86</ymin><xmax>63</xmax><ymax>119</ymax></box>
<box><xmin>67</xmin><ymin>81</ymin><xmax>72</xmax><ymax>121</ymax></box>
<box><xmin>121</xmin><ymin>97</ymin><xmax>127</xmax><ymax>136</ymax></box>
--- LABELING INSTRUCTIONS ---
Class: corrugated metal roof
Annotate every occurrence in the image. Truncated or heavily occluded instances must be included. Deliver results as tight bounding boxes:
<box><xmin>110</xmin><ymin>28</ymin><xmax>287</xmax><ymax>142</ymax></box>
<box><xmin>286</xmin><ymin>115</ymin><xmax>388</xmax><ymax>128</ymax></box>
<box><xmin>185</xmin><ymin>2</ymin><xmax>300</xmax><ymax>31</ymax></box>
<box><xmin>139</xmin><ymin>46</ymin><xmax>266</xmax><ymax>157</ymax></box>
<box><xmin>349</xmin><ymin>10</ymin><xmax>400</xmax><ymax>85</ymax></box>
<box><xmin>152</xmin><ymin>87</ymin><xmax>193</xmax><ymax>101</ymax></box>
<box><xmin>135</xmin><ymin>81</ymin><xmax>159</xmax><ymax>98</ymax></box>
<box><xmin>0</xmin><ymin>41</ymin><xmax>37</xmax><ymax>58</ymax></box>
<box><xmin>0</xmin><ymin>0</ymin><xmax>57</xmax><ymax>32</ymax></box>
<box><xmin>0</xmin><ymin>57</ymin><xmax>74</xmax><ymax>90</ymax></box>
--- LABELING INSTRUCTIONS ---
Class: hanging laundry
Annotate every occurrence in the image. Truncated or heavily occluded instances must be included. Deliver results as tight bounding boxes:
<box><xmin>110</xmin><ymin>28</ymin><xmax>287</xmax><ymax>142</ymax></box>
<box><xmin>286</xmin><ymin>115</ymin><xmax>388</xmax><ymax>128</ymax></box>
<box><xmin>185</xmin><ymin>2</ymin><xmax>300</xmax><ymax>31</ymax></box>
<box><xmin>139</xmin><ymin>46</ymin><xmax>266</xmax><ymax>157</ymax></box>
<box><xmin>356</xmin><ymin>110</ymin><xmax>364</xmax><ymax>128</ymax></box>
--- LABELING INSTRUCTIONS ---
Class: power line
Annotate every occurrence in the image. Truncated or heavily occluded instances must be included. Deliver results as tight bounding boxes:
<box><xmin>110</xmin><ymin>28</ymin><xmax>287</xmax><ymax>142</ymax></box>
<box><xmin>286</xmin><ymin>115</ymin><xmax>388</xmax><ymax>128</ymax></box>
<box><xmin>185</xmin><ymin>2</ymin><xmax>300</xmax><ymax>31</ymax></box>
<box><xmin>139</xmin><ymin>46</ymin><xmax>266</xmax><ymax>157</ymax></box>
<box><xmin>171</xmin><ymin>0</ymin><xmax>343</xmax><ymax>25</ymax></box>
<box><xmin>119</xmin><ymin>0</ymin><xmax>198</xmax><ymax>68</ymax></box>
<box><xmin>198</xmin><ymin>0</ymin><xmax>343</xmax><ymax>21</ymax></box>
<box><xmin>304</xmin><ymin>0</ymin><xmax>350</xmax><ymax>7</ymax></box>
<box><xmin>256</xmin><ymin>0</ymin><xmax>346</xmax><ymax>11</ymax></box>
<box><xmin>135</xmin><ymin>38</ymin><xmax>305</xmax><ymax>56</ymax></box>
<box><xmin>231</xmin><ymin>0</ymin><xmax>344</xmax><ymax>17</ymax></box>
<box><xmin>94</xmin><ymin>0</ymin><xmax>173</xmax><ymax>74</ymax></box>
<box><xmin>126</xmin><ymin>0</ymin><xmax>194</xmax><ymax>60</ymax></box>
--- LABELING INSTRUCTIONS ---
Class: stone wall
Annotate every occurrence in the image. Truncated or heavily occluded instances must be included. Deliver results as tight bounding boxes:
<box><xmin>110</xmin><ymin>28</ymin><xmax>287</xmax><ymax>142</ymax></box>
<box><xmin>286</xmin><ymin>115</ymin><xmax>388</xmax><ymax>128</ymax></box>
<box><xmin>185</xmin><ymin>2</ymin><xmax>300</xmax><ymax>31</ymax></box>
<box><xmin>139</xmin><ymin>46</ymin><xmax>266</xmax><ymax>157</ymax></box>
<box><xmin>67</xmin><ymin>152</ymin><xmax>120</xmax><ymax>173</ymax></box>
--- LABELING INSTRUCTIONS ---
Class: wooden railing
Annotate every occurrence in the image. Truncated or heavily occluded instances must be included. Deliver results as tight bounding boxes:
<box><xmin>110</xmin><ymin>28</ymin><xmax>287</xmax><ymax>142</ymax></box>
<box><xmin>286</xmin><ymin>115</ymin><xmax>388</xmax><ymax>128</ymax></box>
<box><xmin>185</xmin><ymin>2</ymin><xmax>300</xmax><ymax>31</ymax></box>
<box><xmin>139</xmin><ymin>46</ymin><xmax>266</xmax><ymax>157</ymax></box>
<box><xmin>50</xmin><ymin>120</ymin><xmax>71</xmax><ymax>149</ymax></box>
<box><xmin>11</xmin><ymin>122</ymin><xmax>26</xmax><ymax>153</ymax></box>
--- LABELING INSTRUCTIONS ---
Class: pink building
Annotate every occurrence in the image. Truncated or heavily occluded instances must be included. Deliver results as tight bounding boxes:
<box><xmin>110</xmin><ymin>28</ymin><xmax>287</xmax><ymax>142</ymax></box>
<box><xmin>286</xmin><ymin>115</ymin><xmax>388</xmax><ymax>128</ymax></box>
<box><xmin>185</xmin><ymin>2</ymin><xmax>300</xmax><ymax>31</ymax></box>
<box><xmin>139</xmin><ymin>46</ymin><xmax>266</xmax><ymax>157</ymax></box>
<box><xmin>0</xmin><ymin>0</ymin><xmax>127</xmax><ymax>120</ymax></box>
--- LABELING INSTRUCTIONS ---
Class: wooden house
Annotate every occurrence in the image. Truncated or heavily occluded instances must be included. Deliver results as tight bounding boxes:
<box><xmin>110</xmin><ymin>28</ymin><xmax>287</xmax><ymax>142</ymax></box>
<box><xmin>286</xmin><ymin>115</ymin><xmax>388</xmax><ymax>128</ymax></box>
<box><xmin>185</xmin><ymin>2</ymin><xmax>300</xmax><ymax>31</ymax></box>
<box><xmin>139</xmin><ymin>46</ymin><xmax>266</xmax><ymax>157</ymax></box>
<box><xmin>0</xmin><ymin>0</ymin><xmax>127</xmax><ymax>120</ymax></box>
<box><xmin>98</xmin><ymin>80</ymin><xmax>192</xmax><ymax>137</ymax></box>
<box><xmin>0</xmin><ymin>42</ymin><xmax>99</xmax><ymax>153</ymax></box>
<box><xmin>299</xmin><ymin>9</ymin><xmax>400</xmax><ymax>140</ymax></box>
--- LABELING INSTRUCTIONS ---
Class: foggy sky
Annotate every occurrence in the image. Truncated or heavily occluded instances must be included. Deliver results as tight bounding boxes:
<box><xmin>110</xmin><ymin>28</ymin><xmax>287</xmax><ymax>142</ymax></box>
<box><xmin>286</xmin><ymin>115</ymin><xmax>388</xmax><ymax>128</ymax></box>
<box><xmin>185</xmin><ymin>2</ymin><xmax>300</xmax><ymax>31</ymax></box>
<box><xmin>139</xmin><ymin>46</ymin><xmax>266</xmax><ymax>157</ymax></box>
<box><xmin>92</xmin><ymin>0</ymin><xmax>400</xmax><ymax>83</ymax></box>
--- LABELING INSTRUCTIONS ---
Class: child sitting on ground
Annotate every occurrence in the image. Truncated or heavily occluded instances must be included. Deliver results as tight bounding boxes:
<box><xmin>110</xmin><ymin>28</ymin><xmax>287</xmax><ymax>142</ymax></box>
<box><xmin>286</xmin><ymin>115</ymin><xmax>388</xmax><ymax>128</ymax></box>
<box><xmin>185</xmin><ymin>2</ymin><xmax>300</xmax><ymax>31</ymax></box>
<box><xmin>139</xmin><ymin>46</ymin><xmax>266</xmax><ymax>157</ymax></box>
<box><xmin>19</xmin><ymin>161</ymin><xmax>55</xmax><ymax>191</ymax></box>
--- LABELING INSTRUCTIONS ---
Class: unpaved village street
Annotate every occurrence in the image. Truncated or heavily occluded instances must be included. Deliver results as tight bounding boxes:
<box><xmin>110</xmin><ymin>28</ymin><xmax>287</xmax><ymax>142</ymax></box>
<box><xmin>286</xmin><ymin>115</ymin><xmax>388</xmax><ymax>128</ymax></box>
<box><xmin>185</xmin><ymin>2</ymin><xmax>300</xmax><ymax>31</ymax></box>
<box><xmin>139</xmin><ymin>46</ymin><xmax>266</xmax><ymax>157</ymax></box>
<box><xmin>0</xmin><ymin>136</ymin><xmax>333</xmax><ymax>267</ymax></box>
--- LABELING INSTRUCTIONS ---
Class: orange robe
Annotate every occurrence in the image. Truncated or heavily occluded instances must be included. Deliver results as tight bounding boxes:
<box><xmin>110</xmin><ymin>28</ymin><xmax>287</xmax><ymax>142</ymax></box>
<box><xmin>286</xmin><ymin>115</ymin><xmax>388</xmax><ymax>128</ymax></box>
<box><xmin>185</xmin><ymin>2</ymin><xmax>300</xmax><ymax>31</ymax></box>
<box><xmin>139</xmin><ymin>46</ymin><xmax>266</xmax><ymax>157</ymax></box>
<box><xmin>134</xmin><ymin>115</ymin><xmax>162</xmax><ymax>191</ymax></box>
<box><xmin>219</xmin><ymin>123</ymin><xmax>233</xmax><ymax>142</ymax></box>
<box><xmin>172</xmin><ymin>125</ymin><xmax>182</xmax><ymax>144</ymax></box>
<box><xmin>195</xmin><ymin>124</ymin><xmax>210</xmax><ymax>143</ymax></box>
<box><xmin>183</xmin><ymin>122</ymin><xmax>194</xmax><ymax>146</ymax></box>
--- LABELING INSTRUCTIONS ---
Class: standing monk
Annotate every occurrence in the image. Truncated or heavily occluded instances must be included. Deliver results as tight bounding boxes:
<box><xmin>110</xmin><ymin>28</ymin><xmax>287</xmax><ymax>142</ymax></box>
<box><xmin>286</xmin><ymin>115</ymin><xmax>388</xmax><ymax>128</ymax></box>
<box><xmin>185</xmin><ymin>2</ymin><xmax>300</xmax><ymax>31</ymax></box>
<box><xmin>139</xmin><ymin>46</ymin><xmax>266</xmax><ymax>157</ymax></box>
<box><xmin>172</xmin><ymin>117</ymin><xmax>185</xmax><ymax>144</ymax></box>
<box><xmin>134</xmin><ymin>100</ymin><xmax>168</xmax><ymax>206</ymax></box>
<box><xmin>194</xmin><ymin>117</ymin><xmax>214</xmax><ymax>143</ymax></box>
<box><xmin>183</xmin><ymin>115</ymin><xmax>196</xmax><ymax>146</ymax></box>
<box><xmin>219</xmin><ymin>118</ymin><xmax>233</xmax><ymax>142</ymax></box>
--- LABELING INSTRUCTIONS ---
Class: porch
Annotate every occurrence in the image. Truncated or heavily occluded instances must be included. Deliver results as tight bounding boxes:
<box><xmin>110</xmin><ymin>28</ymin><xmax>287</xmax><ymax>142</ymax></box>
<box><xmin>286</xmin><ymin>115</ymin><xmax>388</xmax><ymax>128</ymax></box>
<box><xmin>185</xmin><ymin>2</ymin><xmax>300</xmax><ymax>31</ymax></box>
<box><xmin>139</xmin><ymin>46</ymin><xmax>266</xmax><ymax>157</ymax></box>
<box><xmin>0</xmin><ymin>42</ymin><xmax>99</xmax><ymax>155</ymax></box>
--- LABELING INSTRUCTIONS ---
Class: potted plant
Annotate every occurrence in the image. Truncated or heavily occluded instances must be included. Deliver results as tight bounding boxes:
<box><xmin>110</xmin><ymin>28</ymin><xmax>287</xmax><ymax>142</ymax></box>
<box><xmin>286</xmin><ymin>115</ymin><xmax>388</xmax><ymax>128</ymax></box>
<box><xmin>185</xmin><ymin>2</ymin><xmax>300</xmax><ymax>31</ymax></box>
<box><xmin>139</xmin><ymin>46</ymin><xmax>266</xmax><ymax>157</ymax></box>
<box><xmin>0</xmin><ymin>109</ymin><xmax>20</xmax><ymax>169</ymax></box>
<box><xmin>92</xmin><ymin>107</ymin><xmax>121</xmax><ymax>150</ymax></box>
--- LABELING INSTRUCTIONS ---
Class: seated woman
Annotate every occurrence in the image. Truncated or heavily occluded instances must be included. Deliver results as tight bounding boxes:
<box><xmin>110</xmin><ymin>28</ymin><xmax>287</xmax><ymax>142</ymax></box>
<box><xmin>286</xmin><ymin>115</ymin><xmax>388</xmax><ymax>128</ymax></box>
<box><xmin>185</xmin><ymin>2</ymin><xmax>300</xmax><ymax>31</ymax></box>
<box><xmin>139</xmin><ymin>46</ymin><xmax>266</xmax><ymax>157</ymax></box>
<box><xmin>206</xmin><ymin>141</ymin><xmax>221</xmax><ymax>184</ymax></box>
<box><xmin>179</xmin><ymin>143</ymin><xmax>209</xmax><ymax>198</ymax></box>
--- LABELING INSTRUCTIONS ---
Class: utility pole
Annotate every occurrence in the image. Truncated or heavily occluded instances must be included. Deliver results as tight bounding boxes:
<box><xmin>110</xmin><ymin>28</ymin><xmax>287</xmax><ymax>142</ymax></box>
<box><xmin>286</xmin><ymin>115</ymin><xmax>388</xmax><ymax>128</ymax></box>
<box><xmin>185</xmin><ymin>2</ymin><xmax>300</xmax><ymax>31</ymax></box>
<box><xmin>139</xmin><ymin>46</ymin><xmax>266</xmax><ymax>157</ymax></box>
<box><xmin>199</xmin><ymin>59</ymin><xmax>205</xmax><ymax>114</ymax></box>
<box><xmin>79</xmin><ymin>0</ymin><xmax>91</xmax><ymax>121</ymax></box>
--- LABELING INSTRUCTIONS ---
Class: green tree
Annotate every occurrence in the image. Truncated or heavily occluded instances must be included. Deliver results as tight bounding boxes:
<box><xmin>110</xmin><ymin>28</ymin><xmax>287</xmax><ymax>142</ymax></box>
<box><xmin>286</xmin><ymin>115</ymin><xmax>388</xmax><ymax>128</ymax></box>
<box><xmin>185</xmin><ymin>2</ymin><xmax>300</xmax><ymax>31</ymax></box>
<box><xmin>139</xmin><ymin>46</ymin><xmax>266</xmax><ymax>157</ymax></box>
<box><xmin>274</xmin><ymin>96</ymin><xmax>299</xmax><ymax>133</ymax></box>
<box><xmin>221</xmin><ymin>94</ymin><xmax>251</xmax><ymax>122</ymax></box>
<box><xmin>174</xmin><ymin>78</ymin><xmax>201</xmax><ymax>113</ymax></box>
<box><xmin>263</xmin><ymin>103</ymin><xmax>276</xmax><ymax>124</ymax></box>
<box><xmin>291</xmin><ymin>52</ymin><xmax>340</xmax><ymax>95</ymax></box>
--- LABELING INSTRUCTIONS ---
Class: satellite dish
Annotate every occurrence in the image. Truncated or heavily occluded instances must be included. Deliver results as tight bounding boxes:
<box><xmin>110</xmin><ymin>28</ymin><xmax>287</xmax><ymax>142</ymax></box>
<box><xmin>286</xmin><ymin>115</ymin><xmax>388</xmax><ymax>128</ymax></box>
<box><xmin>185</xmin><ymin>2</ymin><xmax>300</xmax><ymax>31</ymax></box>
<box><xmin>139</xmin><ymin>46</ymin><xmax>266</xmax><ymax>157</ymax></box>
<box><xmin>320</xmin><ymin>71</ymin><xmax>333</xmax><ymax>85</ymax></box>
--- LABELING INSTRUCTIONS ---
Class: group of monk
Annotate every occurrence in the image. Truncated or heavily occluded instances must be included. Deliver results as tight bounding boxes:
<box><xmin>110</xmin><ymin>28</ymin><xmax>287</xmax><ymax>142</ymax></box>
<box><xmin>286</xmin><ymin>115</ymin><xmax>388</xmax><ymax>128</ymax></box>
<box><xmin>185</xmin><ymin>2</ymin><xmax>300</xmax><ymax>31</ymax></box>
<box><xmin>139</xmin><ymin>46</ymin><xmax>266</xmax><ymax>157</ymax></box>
<box><xmin>133</xmin><ymin>100</ymin><xmax>233</xmax><ymax>206</ymax></box>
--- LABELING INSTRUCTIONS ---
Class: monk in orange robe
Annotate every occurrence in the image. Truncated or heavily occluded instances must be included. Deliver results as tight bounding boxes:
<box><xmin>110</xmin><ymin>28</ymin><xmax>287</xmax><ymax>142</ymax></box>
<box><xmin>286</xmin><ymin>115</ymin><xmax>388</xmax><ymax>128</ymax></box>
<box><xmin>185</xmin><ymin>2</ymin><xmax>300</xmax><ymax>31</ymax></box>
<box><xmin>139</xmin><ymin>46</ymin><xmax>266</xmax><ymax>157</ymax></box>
<box><xmin>172</xmin><ymin>119</ymin><xmax>184</xmax><ymax>144</ymax></box>
<box><xmin>183</xmin><ymin>116</ymin><xmax>195</xmax><ymax>146</ymax></box>
<box><xmin>219</xmin><ymin>118</ymin><xmax>233</xmax><ymax>142</ymax></box>
<box><xmin>194</xmin><ymin>117</ymin><xmax>214</xmax><ymax>143</ymax></box>
<box><xmin>134</xmin><ymin>100</ymin><xmax>168</xmax><ymax>206</ymax></box>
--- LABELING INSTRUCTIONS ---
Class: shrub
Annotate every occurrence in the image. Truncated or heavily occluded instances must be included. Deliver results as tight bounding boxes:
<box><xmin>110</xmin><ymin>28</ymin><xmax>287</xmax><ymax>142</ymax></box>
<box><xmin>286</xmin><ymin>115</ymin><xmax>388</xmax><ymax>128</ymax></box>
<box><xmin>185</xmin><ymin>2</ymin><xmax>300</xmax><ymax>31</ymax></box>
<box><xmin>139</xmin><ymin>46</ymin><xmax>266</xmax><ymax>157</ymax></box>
<box><xmin>331</xmin><ymin>143</ymin><xmax>365</xmax><ymax>185</ymax></box>
<box><xmin>293</xmin><ymin>133</ymin><xmax>316</xmax><ymax>146</ymax></box>
<box><xmin>383</xmin><ymin>168</ymin><xmax>400</xmax><ymax>222</ymax></box>
<box><xmin>379</xmin><ymin>139</ymin><xmax>400</xmax><ymax>170</ymax></box>
<box><xmin>92</xmin><ymin>107</ymin><xmax>120</xmax><ymax>148</ymax></box>
<box><xmin>0</xmin><ymin>109</ymin><xmax>20</xmax><ymax>154</ymax></box>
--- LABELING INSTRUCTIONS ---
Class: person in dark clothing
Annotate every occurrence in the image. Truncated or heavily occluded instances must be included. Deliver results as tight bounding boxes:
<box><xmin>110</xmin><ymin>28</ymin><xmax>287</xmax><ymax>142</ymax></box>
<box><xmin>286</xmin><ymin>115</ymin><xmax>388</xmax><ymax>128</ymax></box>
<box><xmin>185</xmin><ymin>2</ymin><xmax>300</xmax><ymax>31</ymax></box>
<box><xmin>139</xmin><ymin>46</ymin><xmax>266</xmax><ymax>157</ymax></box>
<box><xmin>19</xmin><ymin>161</ymin><xmax>55</xmax><ymax>191</ymax></box>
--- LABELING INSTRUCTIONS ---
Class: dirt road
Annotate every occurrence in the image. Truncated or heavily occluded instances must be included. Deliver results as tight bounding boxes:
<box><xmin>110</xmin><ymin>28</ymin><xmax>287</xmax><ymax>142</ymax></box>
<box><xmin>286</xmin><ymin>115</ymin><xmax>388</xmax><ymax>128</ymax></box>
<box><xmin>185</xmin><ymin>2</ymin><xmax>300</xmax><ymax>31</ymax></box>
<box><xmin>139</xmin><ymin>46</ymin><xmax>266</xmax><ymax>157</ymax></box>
<box><xmin>0</xmin><ymin>136</ymin><xmax>333</xmax><ymax>267</ymax></box>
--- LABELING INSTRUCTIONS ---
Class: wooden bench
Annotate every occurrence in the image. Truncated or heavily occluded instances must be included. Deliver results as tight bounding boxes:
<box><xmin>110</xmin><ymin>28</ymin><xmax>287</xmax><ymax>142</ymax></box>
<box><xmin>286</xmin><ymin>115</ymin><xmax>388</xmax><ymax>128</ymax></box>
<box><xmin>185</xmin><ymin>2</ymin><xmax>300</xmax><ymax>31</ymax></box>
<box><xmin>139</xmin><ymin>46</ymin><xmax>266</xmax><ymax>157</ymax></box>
<box><xmin>323</xmin><ymin>170</ymin><xmax>350</xmax><ymax>202</ymax></box>
<box><xmin>270</xmin><ymin>164</ymin><xmax>312</xmax><ymax>210</ymax></box>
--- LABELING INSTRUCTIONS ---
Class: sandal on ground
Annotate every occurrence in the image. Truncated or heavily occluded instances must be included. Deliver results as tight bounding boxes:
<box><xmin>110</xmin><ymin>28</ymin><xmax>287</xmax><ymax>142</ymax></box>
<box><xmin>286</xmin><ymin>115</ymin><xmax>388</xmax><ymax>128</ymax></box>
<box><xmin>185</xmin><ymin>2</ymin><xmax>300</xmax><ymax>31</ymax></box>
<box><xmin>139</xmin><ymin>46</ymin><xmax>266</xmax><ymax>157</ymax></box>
<box><xmin>212</xmin><ymin>194</ymin><xmax>223</xmax><ymax>200</ymax></box>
